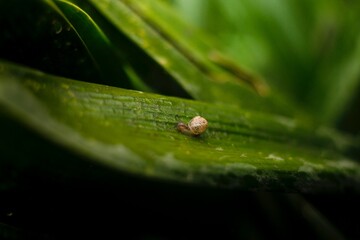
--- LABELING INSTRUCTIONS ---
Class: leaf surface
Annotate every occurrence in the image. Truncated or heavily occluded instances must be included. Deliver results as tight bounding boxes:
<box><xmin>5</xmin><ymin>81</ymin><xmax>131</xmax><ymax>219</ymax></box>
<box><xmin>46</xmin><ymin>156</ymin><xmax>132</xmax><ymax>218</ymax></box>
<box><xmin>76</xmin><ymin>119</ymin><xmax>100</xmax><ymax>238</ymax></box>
<box><xmin>1</xmin><ymin>61</ymin><xmax>359</xmax><ymax>193</ymax></box>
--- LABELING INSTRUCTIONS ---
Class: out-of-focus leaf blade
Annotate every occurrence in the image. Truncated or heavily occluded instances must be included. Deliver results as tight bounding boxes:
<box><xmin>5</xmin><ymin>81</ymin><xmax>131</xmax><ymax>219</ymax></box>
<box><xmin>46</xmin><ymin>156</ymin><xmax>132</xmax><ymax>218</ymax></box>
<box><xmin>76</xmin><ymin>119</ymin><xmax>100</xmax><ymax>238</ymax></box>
<box><xmin>1</xmin><ymin>61</ymin><xmax>359</xmax><ymax>193</ymax></box>
<box><xmin>308</xmin><ymin>18</ymin><xmax>360</xmax><ymax>124</ymax></box>
<box><xmin>125</xmin><ymin>0</ymin><xmax>271</xmax><ymax>95</ymax></box>
<box><xmin>44</xmin><ymin>0</ymin><xmax>132</xmax><ymax>88</ymax></box>
<box><xmin>88</xmin><ymin>0</ymin><xmax>300</xmax><ymax>117</ymax></box>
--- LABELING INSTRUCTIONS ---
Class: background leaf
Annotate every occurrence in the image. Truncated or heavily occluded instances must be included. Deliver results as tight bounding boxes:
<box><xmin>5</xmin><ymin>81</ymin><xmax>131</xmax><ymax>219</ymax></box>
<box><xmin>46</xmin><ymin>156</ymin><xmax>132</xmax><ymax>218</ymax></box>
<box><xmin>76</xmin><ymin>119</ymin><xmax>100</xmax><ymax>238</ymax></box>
<box><xmin>175</xmin><ymin>0</ymin><xmax>360</xmax><ymax>127</ymax></box>
<box><xmin>89</xmin><ymin>0</ymin><xmax>300</xmax><ymax>117</ymax></box>
<box><xmin>45</xmin><ymin>0</ymin><xmax>132</xmax><ymax>88</ymax></box>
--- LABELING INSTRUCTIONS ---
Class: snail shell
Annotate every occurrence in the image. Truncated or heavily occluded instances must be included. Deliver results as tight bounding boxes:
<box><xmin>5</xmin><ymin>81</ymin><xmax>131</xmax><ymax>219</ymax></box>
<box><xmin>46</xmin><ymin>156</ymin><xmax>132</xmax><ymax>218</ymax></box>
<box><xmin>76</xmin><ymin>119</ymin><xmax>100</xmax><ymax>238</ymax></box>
<box><xmin>177</xmin><ymin>116</ymin><xmax>208</xmax><ymax>136</ymax></box>
<box><xmin>188</xmin><ymin>116</ymin><xmax>208</xmax><ymax>135</ymax></box>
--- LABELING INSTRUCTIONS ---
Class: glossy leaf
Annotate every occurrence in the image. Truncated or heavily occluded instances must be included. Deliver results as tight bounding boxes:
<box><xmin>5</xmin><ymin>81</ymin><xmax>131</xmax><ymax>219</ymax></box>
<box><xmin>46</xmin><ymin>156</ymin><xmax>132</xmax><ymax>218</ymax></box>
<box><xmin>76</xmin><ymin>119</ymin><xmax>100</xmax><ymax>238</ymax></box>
<box><xmin>1</xmin><ymin>61</ymin><xmax>359</xmax><ymax>193</ymax></box>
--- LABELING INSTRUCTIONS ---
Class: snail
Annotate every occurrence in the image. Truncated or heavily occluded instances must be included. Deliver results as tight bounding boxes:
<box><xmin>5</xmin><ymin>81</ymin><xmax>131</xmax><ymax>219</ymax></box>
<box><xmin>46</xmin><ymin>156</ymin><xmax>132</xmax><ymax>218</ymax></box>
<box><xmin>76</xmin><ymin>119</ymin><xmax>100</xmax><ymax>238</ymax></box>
<box><xmin>177</xmin><ymin>116</ymin><xmax>208</xmax><ymax>136</ymax></box>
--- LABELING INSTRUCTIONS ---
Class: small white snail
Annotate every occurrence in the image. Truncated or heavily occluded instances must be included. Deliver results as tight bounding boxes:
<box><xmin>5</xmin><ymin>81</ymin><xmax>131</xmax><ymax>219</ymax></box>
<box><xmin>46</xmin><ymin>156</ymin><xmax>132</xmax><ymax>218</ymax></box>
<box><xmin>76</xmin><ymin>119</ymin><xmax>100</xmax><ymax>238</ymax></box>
<box><xmin>177</xmin><ymin>116</ymin><xmax>208</xmax><ymax>136</ymax></box>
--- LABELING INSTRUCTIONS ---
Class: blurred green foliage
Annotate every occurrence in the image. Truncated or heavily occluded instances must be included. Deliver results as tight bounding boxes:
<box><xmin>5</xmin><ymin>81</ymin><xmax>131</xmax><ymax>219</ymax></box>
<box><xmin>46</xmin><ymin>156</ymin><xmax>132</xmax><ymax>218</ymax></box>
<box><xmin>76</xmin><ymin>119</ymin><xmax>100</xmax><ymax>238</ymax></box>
<box><xmin>175</xmin><ymin>0</ymin><xmax>360</xmax><ymax>126</ymax></box>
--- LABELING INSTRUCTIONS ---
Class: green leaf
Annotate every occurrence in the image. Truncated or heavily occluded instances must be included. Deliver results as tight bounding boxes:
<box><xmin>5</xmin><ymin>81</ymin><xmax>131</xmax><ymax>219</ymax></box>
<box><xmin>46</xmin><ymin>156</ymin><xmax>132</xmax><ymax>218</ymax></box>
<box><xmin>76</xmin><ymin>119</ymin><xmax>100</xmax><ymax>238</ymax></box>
<box><xmin>88</xmin><ymin>0</ymin><xmax>300</xmax><ymax>117</ymax></box>
<box><xmin>1</xmin><ymin>61</ymin><xmax>359</xmax><ymax>193</ymax></box>
<box><xmin>123</xmin><ymin>0</ymin><xmax>270</xmax><ymax>95</ymax></box>
<box><xmin>0</xmin><ymin>0</ymin><xmax>99</xmax><ymax>82</ymax></box>
<box><xmin>44</xmin><ymin>0</ymin><xmax>133</xmax><ymax>89</ymax></box>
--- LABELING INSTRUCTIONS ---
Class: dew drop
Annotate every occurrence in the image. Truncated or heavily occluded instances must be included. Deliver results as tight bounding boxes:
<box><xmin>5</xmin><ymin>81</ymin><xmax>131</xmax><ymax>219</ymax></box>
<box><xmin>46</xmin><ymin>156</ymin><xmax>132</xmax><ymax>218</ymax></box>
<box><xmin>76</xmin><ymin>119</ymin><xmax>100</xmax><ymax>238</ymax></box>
<box><xmin>52</xmin><ymin>20</ymin><xmax>63</xmax><ymax>34</ymax></box>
